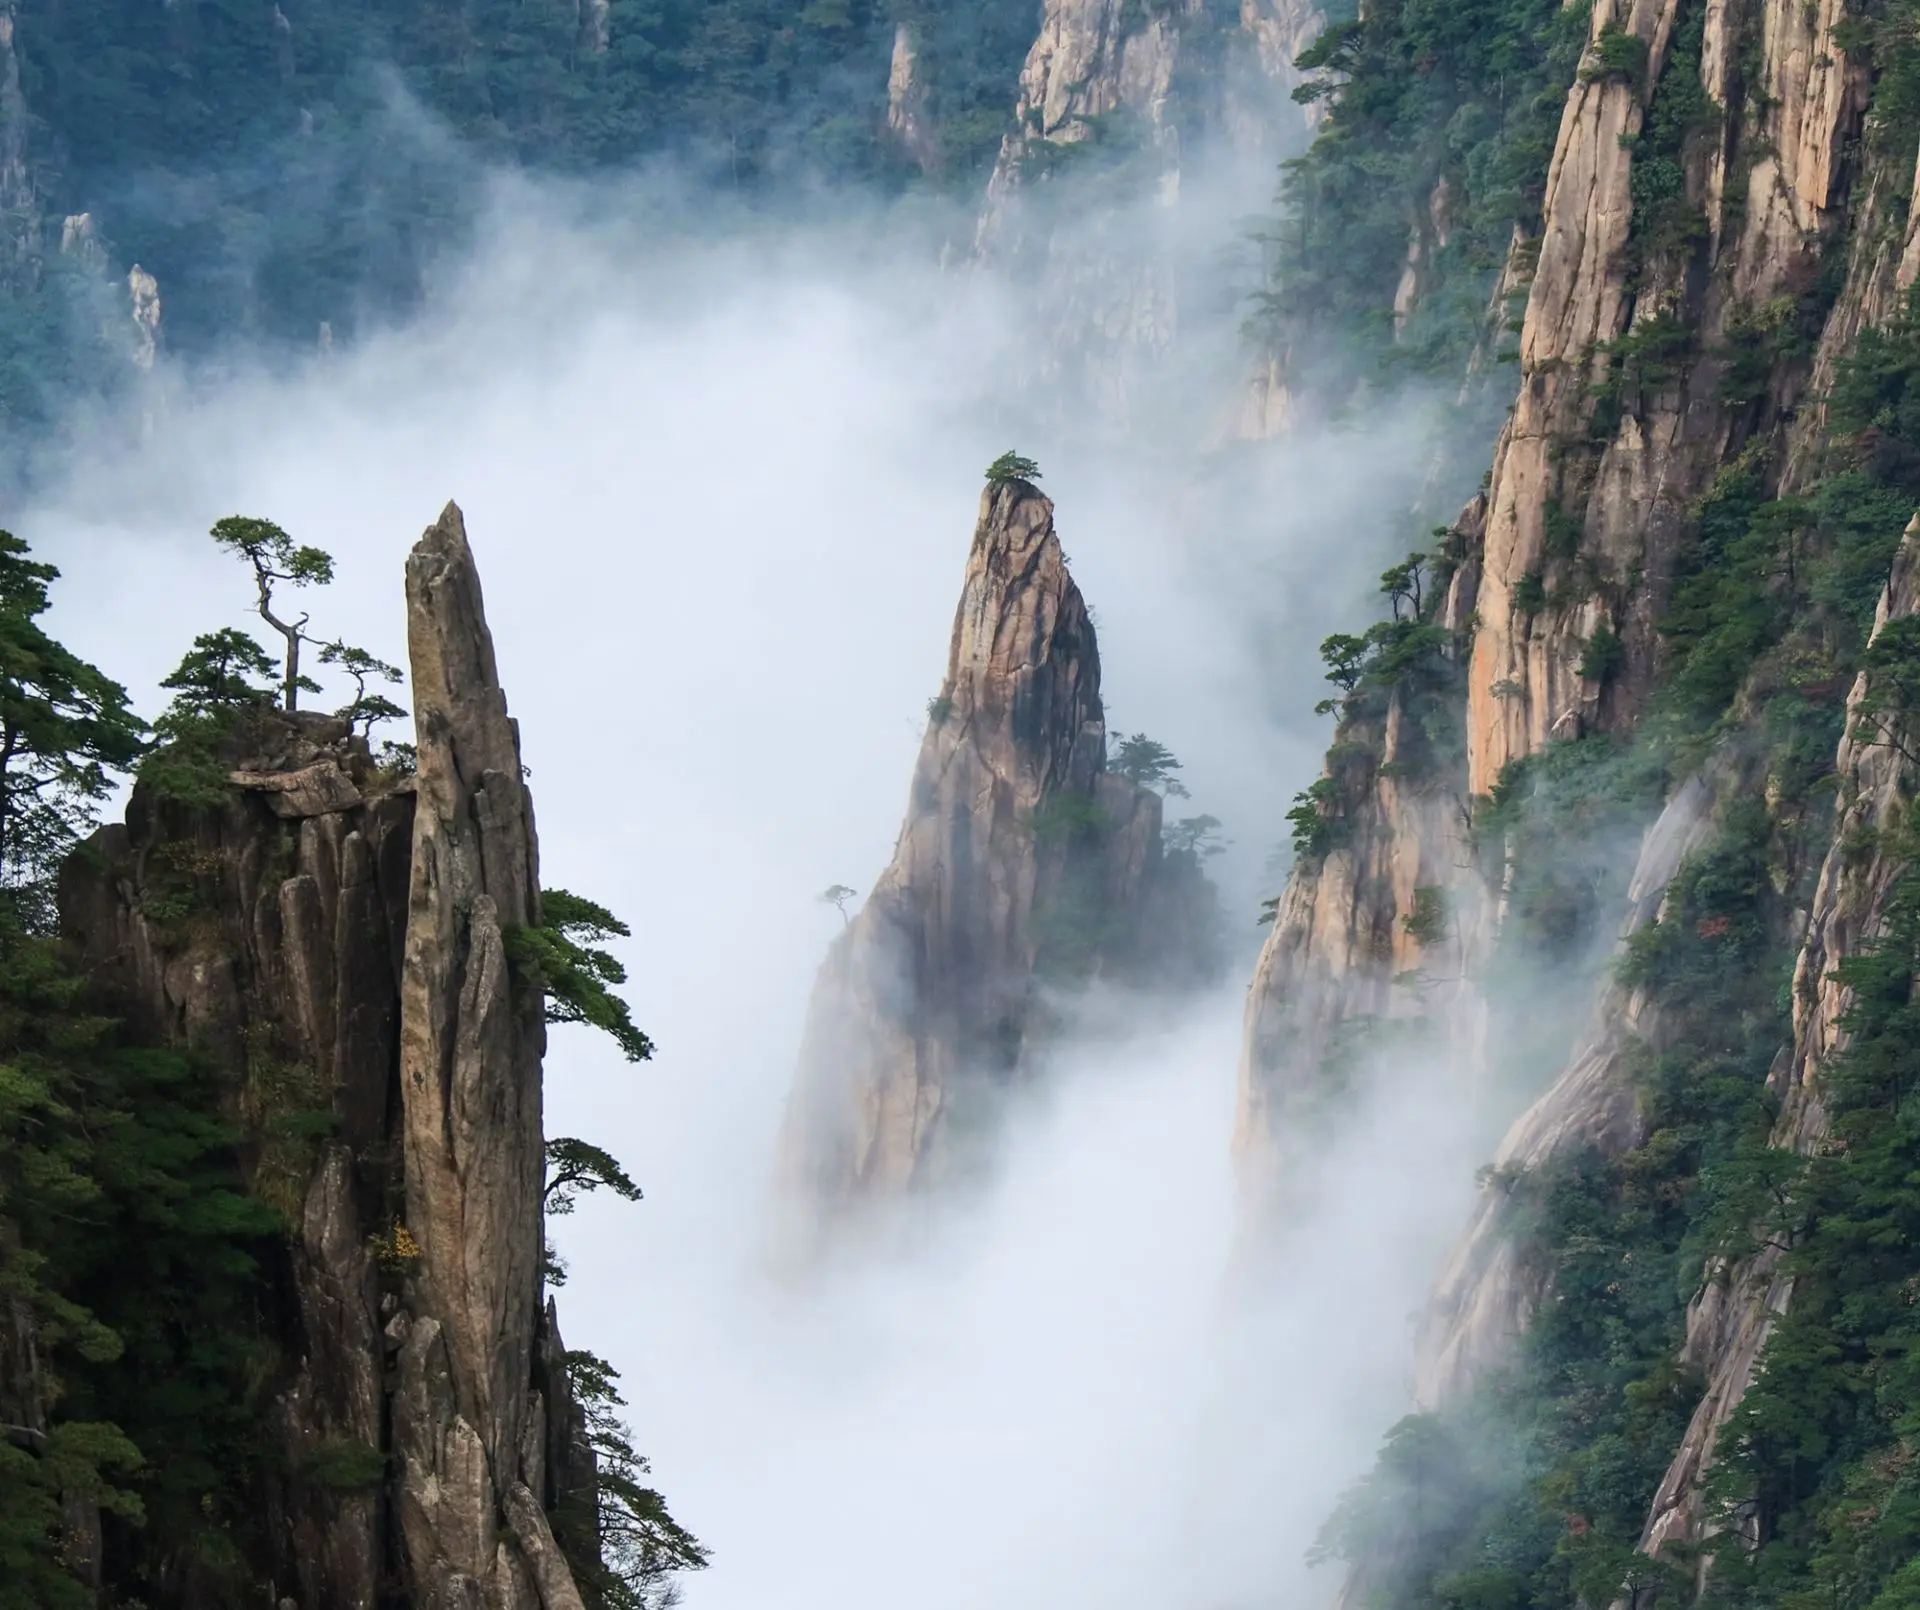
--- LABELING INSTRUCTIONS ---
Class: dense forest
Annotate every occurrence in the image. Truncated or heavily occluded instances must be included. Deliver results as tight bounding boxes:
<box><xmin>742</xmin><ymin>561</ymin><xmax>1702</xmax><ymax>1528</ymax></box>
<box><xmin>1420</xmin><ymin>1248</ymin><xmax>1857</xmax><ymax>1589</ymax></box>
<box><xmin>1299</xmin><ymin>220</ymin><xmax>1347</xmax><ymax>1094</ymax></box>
<box><xmin>0</xmin><ymin>0</ymin><xmax>1039</xmax><ymax>432</ymax></box>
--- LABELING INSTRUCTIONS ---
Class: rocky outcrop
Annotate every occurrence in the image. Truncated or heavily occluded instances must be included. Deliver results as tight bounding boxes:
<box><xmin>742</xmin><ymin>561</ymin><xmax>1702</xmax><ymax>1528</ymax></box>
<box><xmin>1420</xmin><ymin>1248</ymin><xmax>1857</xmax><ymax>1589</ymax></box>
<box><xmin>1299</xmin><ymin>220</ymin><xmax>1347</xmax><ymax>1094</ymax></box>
<box><xmin>1620</xmin><ymin>524</ymin><xmax>1920</xmax><ymax>1584</ymax></box>
<box><xmin>59</xmin><ymin>503</ymin><xmax>596</xmax><ymax>1609</ymax></box>
<box><xmin>885</xmin><ymin>23</ymin><xmax>939</xmax><ymax>174</ymax></box>
<box><xmin>1460</xmin><ymin>0</ymin><xmax>1905</xmax><ymax>797</ymax></box>
<box><xmin>1237</xmin><ymin>0</ymin><xmax>1920</xmax><ymax>1598</ymax></box>
<box><xmin>1239</xmin><ymin>0</ymin><xmax>1920</xmax><ymax>1191</ymax></box>
<box><xmin>0</xmin><ymin>5</ymin><xmax>30</xmax><ymax>278</ymax></box>
<box><xmin>1234</xmin><ymin>496</ymin><xmax>1488</xmax><ymax>1194</ymax></box>
<box><xmin>391</xmin><ymin>503</ymin><xmax>573</xmax><ymax>1610</ymax></box>
<box><xmin>781</xmin><ymin>478</ymin><xmax>1215</xmax><ymax>1199</ymax></box>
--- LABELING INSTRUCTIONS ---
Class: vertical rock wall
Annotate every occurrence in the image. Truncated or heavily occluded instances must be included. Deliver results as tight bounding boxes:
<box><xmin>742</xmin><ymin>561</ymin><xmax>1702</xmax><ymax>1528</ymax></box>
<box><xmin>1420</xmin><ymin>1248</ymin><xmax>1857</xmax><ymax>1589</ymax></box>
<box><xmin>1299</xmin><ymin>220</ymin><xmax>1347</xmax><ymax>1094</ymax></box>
<box><xmin>1239</xmin><ymin>1</ymin><xmax>1920</xmax><ymax>1591</ymax></box>
<box><xmin>975</xmin><ymin>0</ymin><xmax>1323</xmax><ymax>423</ymax></box>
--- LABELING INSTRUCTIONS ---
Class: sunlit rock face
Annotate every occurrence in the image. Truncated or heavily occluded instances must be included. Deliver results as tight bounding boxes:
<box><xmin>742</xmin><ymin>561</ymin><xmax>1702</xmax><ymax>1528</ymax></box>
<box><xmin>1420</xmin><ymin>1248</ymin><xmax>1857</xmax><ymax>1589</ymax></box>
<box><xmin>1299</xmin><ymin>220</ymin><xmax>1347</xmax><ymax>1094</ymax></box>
<box><xmin>1238</xmin><ymin>0</ymin><xmax>1920</xmax><ymax>1196</ymax></box>
<box><xmin>1224</xmin><ymin>0</ymin><xmax>1920</xmax><ymax>1597</ymax></box>
<box><xmin>780</xmin><ymin>478</ymin><xmax>1218</xmax><ymax>1205</ymax></box>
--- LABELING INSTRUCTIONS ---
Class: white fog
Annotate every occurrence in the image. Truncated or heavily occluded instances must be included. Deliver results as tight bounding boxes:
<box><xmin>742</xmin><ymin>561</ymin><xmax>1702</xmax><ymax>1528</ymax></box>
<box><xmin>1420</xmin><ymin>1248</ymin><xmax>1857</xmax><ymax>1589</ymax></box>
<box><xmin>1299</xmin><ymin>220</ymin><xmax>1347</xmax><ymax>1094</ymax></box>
<box><xmin>30</xmin><ymin>174</ymin><xmax>1494</xmax><ymax>1610</ymax></box>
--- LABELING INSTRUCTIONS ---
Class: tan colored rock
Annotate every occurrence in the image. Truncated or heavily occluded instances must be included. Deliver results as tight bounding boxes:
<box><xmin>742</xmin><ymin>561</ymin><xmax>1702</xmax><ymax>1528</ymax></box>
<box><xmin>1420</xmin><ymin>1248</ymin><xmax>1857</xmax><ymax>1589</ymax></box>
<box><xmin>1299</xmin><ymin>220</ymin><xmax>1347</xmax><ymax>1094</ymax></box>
<box><xmin>395</xmin><ymin>501</ymin><xmax>567</xmax><ymax>1608</ymax></box>
<box><xmin>56</xmin><ymin>506</ymin><xmax>601</xmax><ymax>1608</ymax></box>
<box><xmin>128</xmin><ymin>264</ymin><xmax>161</xmax><ymax>370</ymax></box>
<box><xmin>886</xmin><ymin>22</ymin><xmax>939</xmax><ymax>173</ymax></box>
<box><xmin>0</xmin><ymin>7</ymin><xmax>29</xmax><ymax>264</ymax></box>
<box><xmin>782</xmin><ymin>479</ymin><xmax>1206</xmax><ymax>1201</ymax></box>
<box><xmin>977</xmin><ymin>0</ymin><xmax>1321</xmax><ymax>422</ymax></box>
<box><xmin>1617</xmin><ymin>523</ymin><xmax>1920</xmax><ymax>1588</ymax></box>
<box><xmin>1412</xmin><ymin>773</ymin><xmax>1717</xmax><ymax>1407</ymax></box>
<box><xmin>1234</xmin><ymin>499</ymin><xmax>1492</xmax><ymax>1201</ymax></box>
<box><xmin>231</xmin><ymin>758</ymin><xmax>365</xmax><ymax>818</ymax></box>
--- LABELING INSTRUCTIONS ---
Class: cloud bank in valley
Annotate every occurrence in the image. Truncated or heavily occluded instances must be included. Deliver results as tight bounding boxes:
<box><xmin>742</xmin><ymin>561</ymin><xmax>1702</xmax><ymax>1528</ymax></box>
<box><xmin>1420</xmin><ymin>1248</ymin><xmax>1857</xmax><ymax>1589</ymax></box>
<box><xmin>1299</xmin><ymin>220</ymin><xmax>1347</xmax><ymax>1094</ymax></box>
<box><xmin>27</xmin><ymin>169</ymin><xmax>1495</xmax><ymax>1609</ymax></box>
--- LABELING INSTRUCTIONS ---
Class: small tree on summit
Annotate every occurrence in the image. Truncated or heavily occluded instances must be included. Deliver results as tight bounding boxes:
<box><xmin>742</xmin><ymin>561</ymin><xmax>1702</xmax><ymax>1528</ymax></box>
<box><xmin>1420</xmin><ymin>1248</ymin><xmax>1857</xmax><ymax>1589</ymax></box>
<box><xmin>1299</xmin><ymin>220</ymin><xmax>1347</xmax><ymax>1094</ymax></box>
<box><xmin>210</xmin><ymin>516</ymin><xmax>335</xmax><ymax>711</ymax></box>
<box><xmin>318</xmin><ymin>642</ymin><xmax>406</xmax><ymax>736</ymax></box>
<box><xmin>986</xmin><ymin>450</ymin><xmax>1043</xmax><ymax>484</ymax></box>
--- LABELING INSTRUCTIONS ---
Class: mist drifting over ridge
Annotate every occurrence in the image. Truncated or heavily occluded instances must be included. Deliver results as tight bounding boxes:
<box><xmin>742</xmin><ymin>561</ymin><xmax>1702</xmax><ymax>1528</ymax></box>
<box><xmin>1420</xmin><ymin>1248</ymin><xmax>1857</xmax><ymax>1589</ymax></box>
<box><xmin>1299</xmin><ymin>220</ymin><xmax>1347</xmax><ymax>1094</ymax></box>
<box><xmin>26</xmin><ymin>157</ymin><xmax>1505</xmax><ymax>1610</ymax></box>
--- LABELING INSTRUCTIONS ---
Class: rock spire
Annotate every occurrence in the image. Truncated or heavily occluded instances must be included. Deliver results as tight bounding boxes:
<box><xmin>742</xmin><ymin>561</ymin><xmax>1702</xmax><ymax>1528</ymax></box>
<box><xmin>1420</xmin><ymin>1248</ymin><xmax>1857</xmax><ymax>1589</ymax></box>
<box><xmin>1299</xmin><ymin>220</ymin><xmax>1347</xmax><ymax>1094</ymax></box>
<box><xmin>781</xmin><ymin>477</ymin><xmax>1215</xmax><ymax>1200</ymax></box>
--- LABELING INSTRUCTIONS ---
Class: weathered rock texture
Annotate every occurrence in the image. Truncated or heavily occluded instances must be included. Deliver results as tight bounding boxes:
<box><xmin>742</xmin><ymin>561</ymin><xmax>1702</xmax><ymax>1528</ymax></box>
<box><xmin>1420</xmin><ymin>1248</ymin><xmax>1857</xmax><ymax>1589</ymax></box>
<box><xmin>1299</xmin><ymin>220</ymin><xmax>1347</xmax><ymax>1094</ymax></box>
<box><xmin>1411</xmin><ymin>772</ymin><xmax>1717</xmax><ymax>1408</ymax></box>
<box><xmin>59</xmin><ymin>503</ymin><xmax>596</xmax><ymax>1609</ymax></box>
<box><xmin>781</xmin><ymin>479</ymin><xmax>1216</xmax><ymax>1198</ymax></box>
<box><xmin>1235</xmin><ymin>0</ymin><xmax>1920</xmax><ymax>1594</ymax></box>
<box><xmin>885</xmin><ymin>23</ymin><xmax>939</xmax><ymax>174</ymax></box>
<box><xmin>1241</xmin><ymin>0</ymin><xmax>1920</xmax><ymax>1188</ymax></box>
<box><xmin>1619</xmin><ymin>525</ymin><xmax>1920</xmax><ymax>1585</ymax></box>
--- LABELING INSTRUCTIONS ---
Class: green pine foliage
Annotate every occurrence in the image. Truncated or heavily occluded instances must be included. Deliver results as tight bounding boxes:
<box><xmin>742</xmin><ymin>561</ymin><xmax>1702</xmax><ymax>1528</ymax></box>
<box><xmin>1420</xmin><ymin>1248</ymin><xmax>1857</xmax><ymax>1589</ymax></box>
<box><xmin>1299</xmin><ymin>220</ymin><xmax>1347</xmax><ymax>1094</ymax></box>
<box><xmin>558</xmin><ymin>1349</ymin><xmax>710</xmax><ymax>1610</ymax></box>
<box><xmin>0</xmin><ymin>533</ymin><xmax>145</xmax><ymax>919</ymax></box>
<box><xmin>1254</xmin><ymin>0</ymin><xmax>1590</xmax><ymax>394</ymax></box>
<box><xmin>0</xmin><ymin>915</ymin><xmax>284</xmax><ymax>1605</ymax></box>
<box><xmin>507</xmin><ymin>888</ymin><xmax>656</xmax><ymax>1063</ymax></box>
<box><xmin>1658</xmin><ymin>283</ymin><xmax>1920</xmax><ymax>763</ymax></box>
<box><xmin>1316</xmin><ymin>804</ymin><xmax>1794</xmax><ymax>1610</ymax></box>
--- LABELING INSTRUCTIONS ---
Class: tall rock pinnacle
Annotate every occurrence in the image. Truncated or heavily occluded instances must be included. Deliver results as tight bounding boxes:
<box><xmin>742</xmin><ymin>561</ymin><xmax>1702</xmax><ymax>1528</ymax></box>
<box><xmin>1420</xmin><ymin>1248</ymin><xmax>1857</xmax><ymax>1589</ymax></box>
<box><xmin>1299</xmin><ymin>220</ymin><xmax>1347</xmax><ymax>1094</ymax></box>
<box><xmin>393</xmin><ymin>502</ymin><xmax>584</xmax><ymax>1610</ymax></box>
<box><xmin>58</xmin><ymin>501</ymin><xmax>600</xmax><ymax>1607</ymax></box>
<box><xmin>781</xmin><ymin>477</ymin><xmax>1216</xmax><ymax>1203</ymax></box>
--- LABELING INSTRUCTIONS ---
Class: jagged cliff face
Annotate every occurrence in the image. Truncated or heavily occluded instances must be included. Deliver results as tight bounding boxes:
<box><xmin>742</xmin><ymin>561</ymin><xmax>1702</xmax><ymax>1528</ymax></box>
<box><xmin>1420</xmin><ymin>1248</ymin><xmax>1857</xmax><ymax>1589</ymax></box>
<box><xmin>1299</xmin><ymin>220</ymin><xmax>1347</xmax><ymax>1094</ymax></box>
<box><xmin>781</xmin><ymin>479</ymin><xmax>1213</xmax><ymax>1199</ymax></box>
<box><xmin>1241</xmin><ymin>0</ymin><xmax>1920</xmax><ymax>1596</ymax></box>
<box><xmin>1623</xmin><ymin>526</ymin><xmax>1920</xmax><ymax>1582</ymax></box>
<box><xmin>1242</xmin><ymin>0</ymin><xmax>1920</xmax><ymax>1178</ymax></box>
<box><xmin>59</xmin><ymin>505</ymin><xmax>594</xmax><ymax>1609</ymax></box>
<box><xmin>1464</xmin><ymin>0</ymin><xmax>1898</xmax><ymax>794</ymax></box>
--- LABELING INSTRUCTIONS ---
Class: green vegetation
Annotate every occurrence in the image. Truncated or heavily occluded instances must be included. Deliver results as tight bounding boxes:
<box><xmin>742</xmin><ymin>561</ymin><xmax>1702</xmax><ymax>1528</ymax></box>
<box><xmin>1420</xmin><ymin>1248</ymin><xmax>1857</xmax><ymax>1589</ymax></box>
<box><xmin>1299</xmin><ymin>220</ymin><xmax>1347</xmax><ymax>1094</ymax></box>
<box><xmin>508</xmin><ymin>888</ymin><xmax>657</xmax><ymax>1063</ymax></box>
<box><xmin>0</xmin><ymin>516</ymin><xmax>697</xmax><ymax>1607</ymax></box>
<box><xmin>210</xmin><ymin>516</ymin><xmax>336</xmax><ymax>711</ymax></box>
<box><xmin>0</xmin><ymin>0</ymin><xmax>1041</xmax><ymax>438</ymax></box>
<box><xmin>1698</xmin><ymin>809</ymin><xmax>1920</xmax><ymax>1610</ymax></box>
<box><xmin>1300</xmin><ymin>257</ymin><xmax>1920</xmax><ymax>1604</ymax></box>
<box><xmin>1166</xmin><ymin>813</ymin><xmax>1227</xmax><ymax>858</ymax></box>
<box><xmin>985</xmin><ymin>450</ymin><xmax>1044</xmax><ymax>484</ymax></box>
<box><xmin>0</xmin><ymin>546</ymin><xmax>286</xmax><ymax>1600</ymax></box>
<box><xmin>545</xmin><ymin>1137</ymin><xmax>644</xmax><ymax>1217</ymax></box>
<box><xmin>1111</xmin><ymin>733</ymin><xmax>1190</xmax><ymax>797</ymax></box>
<box><xmin>1256</xmin><ymin>0</ymin><xmax>1591</xmax><ymax>393</ymax></box>
<box><xmin>560</xmin><ymin>1349</ymin><xmax>711</xmax><ymax>1610</ymax></box>
<box><xmin>1658</xmin><ymin>285</ymin><xmax>1920</xmax><ymax>762</ymax></box>
<box><xmin>1316</xmin><ymin>804</ymin><xmax>1793</xmax><ymax>1610</ymax></box>
<box><xmin>0</xmin><ymin>534</ymin><xmax>144</xmax><ymax>920</ymax></box>
<box><xmin>1275</xmin><ymin>6</ymin><xmax>1920</xmax><ymax>1609</ymax></box>
<box><xmin>1403</xmin><ymin>885</ymin><xmax>1448</xmax><ymax>946</ymax></box>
